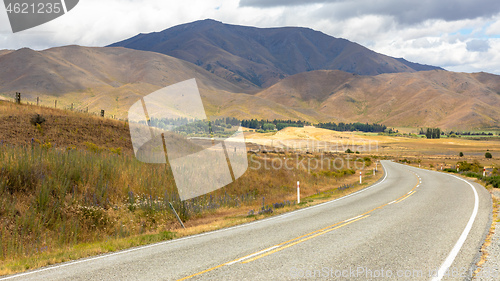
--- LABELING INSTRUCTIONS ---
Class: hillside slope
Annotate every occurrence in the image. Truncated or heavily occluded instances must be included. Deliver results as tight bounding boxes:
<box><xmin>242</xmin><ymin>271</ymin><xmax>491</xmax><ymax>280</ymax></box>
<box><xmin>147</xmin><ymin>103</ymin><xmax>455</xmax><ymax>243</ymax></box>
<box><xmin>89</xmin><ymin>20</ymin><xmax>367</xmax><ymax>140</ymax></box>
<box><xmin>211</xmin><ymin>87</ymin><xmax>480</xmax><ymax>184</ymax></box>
<box><xmin>0</xmin><ymin>46</ymin><xmax>318</xmax><ymax>121</ymax></box>
<box><xmin>109</xmin><ymin>19</ymin><xmax>442</xmax><ymax>89</ymax></box>
<box><xmin>257</xmin><ymin>70</ymin><xmax>500</xmax><ymax>130</ymax></box>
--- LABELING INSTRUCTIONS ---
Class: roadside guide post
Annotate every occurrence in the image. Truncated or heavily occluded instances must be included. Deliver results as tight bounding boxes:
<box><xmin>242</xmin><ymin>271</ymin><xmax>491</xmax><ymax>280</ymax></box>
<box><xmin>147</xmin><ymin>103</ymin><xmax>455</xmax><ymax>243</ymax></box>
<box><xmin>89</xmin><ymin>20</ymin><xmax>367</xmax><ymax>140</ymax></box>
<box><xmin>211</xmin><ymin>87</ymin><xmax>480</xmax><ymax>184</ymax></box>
<box><xmin>297</xmin><ymin>181</ymin><xmax>300</xmax><ymax>204</ymax></box>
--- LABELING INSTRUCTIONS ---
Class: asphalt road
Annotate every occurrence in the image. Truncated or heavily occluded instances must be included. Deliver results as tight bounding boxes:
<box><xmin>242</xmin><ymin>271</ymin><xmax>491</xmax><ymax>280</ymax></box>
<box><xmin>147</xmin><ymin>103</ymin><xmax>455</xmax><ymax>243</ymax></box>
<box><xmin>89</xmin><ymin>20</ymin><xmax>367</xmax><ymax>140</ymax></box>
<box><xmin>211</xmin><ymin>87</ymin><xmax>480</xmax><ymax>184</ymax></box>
<box><xmin>2</xmin><ymin>160</ymin><xmax>492</xmax><ymax>280</ymax></box>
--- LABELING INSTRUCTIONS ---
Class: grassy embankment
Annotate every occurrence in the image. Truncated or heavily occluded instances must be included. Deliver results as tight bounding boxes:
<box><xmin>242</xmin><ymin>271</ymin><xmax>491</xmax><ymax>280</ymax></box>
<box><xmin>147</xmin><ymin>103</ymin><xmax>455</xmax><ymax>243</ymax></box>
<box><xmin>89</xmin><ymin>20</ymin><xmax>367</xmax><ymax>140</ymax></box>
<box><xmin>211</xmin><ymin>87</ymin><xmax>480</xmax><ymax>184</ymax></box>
<box><xmin>0</xmin><ymin>101</ymin><xmax>381</xmax><ymax>275</ymax></box>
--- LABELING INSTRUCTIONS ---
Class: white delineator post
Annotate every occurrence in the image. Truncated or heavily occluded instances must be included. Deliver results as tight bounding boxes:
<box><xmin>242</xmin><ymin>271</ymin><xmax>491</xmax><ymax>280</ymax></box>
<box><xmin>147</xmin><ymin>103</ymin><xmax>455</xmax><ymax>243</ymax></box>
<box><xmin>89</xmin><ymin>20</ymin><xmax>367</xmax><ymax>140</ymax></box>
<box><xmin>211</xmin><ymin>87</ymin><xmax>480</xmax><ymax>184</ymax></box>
<box><xmin>359</xmin><ymin>171</ymin><xmax>362</xmax><ymax>184</ymax></box>
<box><xmin>297</xmin><ymin>181</ymin><xmax>300</xmax><ymax>204</ymax></box>
<box><xmin>483</xmin><ymin>167</ymin><xmax>486</xmax><ymax>177</ymax></box>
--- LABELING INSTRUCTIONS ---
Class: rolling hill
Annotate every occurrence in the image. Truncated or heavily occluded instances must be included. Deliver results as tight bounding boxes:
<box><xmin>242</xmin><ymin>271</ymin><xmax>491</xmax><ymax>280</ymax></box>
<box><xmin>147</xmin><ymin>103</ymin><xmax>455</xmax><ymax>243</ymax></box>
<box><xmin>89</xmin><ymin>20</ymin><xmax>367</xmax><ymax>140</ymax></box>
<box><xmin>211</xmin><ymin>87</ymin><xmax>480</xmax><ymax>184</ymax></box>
<box><xmin>0</xmin><ymin>20</ymin><xmax>498</xmax><ymax>130</ymax></box>
<box><xmin>256</xmin><ymin>70</ymin><xmax>500</xmax><ymax>130</ymax></box>
<box><xmin>109</xmin><ymin>19</ymin><xmax>442</xmax><ymax>89</ymax></box>
<box><xmin>0</xmin><ymin>45</ymin><xmax>318</xmax><ymax>121</ymax></box>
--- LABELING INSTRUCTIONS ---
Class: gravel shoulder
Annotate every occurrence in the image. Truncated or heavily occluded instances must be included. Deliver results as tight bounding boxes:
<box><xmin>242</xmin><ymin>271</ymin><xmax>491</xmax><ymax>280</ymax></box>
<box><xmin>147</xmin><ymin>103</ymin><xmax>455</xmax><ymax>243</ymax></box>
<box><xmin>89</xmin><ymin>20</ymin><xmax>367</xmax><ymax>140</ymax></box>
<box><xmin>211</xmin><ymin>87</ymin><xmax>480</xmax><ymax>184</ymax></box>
<box><xmin>474</xmin><ymin>189</ymin><xmax>500</xmax><ymax>281</ymax></box>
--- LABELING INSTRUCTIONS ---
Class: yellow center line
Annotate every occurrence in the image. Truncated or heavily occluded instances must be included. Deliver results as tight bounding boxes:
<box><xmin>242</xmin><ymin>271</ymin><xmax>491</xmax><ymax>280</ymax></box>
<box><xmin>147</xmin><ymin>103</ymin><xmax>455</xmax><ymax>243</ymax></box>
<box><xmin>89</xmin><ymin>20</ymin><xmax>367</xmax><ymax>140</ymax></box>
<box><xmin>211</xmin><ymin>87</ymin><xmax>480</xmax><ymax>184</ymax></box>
<box><xmin>176</xmin><ymin>218</ymin><xmax>359</xmax><ymax>281</ymax></box>
<box><xmin>395</xmin><ymin>190</ymin><xmax>416</xmax><ymax>204</ymax></box>
<box><xmin>177</xmin><ymin>173</ymin><xmax>422</xmax><ymax>280</ymax></box>
<box><xmin>241</xmin><ymin>215</ymin><xmax>370</xmax><ymax>264</ymax></box>
<box><xmin>177</xmin><ymin>263</ymin><xmax>227</xmax><ymax>281</ymax></box>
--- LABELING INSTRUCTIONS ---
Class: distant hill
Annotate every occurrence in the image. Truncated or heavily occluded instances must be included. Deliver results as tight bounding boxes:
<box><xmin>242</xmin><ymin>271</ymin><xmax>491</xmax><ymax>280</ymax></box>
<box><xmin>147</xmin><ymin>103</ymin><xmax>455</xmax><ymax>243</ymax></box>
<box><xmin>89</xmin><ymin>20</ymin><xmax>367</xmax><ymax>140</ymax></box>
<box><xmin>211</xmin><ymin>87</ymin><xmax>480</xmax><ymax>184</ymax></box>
<box><xmin>1</xmin><ymin>20</ymin><xmax>498</xmax><ymax>131</ymax></box>
<box><xmin>0</xmin><ymin>46</ymin><xmax>319</xmax><ymax>121</ymax></box>
<box><xmin>109</xmin><ymin>19</ymin><xmax>442</xmax><ymax>89</ymax></box>
<box><xmin>256</xmin><ymin>70</ymin><xmax>500</xmax><ymax>130</ymax></box>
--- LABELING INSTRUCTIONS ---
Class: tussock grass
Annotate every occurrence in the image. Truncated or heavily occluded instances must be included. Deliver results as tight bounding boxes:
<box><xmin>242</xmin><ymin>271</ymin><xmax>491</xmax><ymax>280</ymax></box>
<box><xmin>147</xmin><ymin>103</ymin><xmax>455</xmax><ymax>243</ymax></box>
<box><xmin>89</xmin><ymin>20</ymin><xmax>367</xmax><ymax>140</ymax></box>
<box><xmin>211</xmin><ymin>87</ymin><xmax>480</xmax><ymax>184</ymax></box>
<box><xmin>0</xmin><ymin>142</ymin><xmax>371</xmax><ymax>275</ymax></box>
<box><xmin>0</xmin><ymin>101</ymin><xmax>379</xmax><ymax>275</ymax></box>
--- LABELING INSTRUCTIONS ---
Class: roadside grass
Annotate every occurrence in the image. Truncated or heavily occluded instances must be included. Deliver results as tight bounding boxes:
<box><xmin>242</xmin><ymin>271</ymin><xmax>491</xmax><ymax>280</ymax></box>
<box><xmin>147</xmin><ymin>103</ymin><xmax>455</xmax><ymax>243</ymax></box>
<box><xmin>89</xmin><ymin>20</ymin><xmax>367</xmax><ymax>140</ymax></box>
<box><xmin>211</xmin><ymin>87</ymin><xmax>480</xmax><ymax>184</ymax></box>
<box><xmin>0</xmin><ymin>139</ymin><xmax>380</xmax><ymax>276</ymax></box>
<box><xmin>0</xmin><ymin>168</ymin><xmax>383</xmax><ymax>276</ymax></box>
<box><xmin>474</xmin><ymin>193</ymin><xmax>499</xmax><ymax>277</ymax></box>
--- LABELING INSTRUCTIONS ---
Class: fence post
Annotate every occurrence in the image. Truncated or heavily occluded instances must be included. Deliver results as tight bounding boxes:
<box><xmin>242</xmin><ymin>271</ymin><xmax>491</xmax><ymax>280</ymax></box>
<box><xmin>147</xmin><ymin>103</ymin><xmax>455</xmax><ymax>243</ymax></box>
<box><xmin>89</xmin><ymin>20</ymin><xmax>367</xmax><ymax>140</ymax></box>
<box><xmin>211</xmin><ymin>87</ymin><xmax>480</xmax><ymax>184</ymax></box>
<box><xmin>54</xmin><ymin>100</ymin><xmax>57</xmax><ymax>108</ymax></box>
<box><xmin>101</xmin><ymin>110</ymin><xmax>105</xmax><ymax>118</ymax></box>
<box><xmin>15</xmin><ymin>92</ymin><xmax>21</xmax><ymax>104</ymax></box>
<box><xmin>36</xmin><ymin>97</ymin><xmax>39</xmax><ymax>106</ymax></box>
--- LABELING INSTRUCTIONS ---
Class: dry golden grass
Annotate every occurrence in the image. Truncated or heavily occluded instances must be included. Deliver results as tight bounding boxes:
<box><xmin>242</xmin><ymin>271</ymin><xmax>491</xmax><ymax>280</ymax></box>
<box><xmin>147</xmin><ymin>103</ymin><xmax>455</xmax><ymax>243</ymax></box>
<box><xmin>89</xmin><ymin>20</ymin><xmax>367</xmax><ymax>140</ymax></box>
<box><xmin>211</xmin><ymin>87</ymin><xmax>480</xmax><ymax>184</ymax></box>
<box><xmin>0</xmin><ymin>101</ymin><xmax>132</xmax><ymax>151</ymax></box>
<box><xmin>472</xmin><ymin>191</ymin><xmax>500</xmax><ymax>277</ymax></box>
<box><xmin>1</xmin><ymin>101</ymin><xmax>383</xmax><ymax>276</ymax></box>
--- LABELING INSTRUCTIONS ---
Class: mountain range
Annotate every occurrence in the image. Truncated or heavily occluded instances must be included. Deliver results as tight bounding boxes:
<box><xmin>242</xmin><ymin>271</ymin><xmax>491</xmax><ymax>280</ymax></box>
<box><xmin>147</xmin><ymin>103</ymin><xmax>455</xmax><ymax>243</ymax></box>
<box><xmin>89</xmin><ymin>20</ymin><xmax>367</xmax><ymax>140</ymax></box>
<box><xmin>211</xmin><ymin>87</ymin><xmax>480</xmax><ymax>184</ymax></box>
<box><xmin>109</xmin><ymin>19</ymin><xmax>442</xmax><ymax>90</ymax></box>
<box><xmin>1</xmin><ymin>19</ymin><xmax>499</xmax><ymax>130</ymax></box>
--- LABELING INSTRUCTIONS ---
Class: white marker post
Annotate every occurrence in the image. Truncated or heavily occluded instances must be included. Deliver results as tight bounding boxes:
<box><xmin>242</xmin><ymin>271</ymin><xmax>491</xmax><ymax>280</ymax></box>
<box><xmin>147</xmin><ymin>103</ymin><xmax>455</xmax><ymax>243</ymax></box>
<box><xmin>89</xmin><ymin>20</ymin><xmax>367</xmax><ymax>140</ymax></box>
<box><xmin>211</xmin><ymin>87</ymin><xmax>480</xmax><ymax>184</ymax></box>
<box><xmin>375</xmin><ymin>162</ymin><xmax>378</xmax><ymax>172</ymax></box>
<box><xmin>297</xmin><ymin>181</ymin><xmax>300</xmax><ymax>204</ymax></box>
<box><xmin>359</xmin><ymin>171</ymin><xmax>362</xmax><ymax>184</ymax></box>
<box><xmin>483</xmin><ymin>167</ymin><xmax>486</xmax><ymax>177</ymax></box>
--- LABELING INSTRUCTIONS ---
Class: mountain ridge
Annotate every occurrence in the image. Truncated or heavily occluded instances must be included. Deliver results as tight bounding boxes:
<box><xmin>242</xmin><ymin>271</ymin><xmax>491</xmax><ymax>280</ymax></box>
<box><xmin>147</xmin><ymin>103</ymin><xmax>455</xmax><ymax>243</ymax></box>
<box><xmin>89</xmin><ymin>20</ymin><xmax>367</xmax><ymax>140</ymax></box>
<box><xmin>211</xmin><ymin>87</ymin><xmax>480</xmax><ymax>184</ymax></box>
<box><xmin>0</xmin><ymin>45</ymin><xmax>321</xmax><ymax>121</ymax></box>
<box><xmin>257</xmin><ymin>69</ymin><xmax>500</xmax><ymax>130</ymax></box>
<box><xmin>108</xmin><ymin>19</ymin><xmax>443</xmax><ymax>89</ymax></box>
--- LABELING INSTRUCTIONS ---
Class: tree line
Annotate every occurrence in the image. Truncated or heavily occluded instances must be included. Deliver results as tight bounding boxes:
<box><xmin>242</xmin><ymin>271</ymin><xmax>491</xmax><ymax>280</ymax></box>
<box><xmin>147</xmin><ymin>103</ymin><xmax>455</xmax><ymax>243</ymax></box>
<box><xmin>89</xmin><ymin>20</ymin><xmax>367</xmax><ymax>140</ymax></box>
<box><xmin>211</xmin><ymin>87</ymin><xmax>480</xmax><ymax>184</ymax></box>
<box><xmin>317</xmin><ymin>122</ymin><xmax>387</xmax><ymax>133</ymax></box>
<box><xmin>240</xmin><ymin>119</ymin><xmax>309</xmax><ymax>131</ymax></box>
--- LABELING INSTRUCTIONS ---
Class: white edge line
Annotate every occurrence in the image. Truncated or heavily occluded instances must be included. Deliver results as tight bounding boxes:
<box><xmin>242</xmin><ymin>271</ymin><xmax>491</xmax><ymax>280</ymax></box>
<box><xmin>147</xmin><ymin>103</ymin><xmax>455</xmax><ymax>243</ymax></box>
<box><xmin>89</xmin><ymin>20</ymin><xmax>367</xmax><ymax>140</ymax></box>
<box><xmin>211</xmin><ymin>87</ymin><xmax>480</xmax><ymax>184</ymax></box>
<box><xmin>399</xmin><ymin>162</ymin><xmax>481</xmax><ymax>281</ymax></box>
<box><xmin>388</xmin><ymin>200</ymin><xmax>397</xmax><ymax>205</ymax></box>
<box><xmin>431</xmin><ymin>175</ymin><xmax>479</xmax><ymax>281</ymax></box>
<box><xmin>1</xmin><ymin>163</ymin><xmax>390</xmax><ymax>280</ymax></box>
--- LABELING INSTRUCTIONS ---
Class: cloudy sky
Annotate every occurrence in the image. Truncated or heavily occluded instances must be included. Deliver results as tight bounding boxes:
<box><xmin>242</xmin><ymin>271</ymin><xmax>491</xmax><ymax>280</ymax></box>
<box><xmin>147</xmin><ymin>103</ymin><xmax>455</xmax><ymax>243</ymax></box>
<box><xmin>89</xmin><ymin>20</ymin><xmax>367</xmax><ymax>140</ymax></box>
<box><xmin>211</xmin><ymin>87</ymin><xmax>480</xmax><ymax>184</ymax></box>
<box><xmin>1</xmin><ymin>0</ymin><xmax>500</xmax><ymax>74</ymax></box>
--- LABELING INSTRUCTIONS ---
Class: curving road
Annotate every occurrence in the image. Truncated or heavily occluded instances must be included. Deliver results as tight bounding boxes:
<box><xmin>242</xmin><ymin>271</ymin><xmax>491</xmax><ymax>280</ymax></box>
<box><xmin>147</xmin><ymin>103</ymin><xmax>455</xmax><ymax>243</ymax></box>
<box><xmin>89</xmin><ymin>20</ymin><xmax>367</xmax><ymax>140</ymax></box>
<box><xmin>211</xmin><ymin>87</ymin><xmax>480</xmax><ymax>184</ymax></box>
<box><xmin>2</xmin><ymin>161</ymin><xmax>492</xmax><ymax>280</ymax></box>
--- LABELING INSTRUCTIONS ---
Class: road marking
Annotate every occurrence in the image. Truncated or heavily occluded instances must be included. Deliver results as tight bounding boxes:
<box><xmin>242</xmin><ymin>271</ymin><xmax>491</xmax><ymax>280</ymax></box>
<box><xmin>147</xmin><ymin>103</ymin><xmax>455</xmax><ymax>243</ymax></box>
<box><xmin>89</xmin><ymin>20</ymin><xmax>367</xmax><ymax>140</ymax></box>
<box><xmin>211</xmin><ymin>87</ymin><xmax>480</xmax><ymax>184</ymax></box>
<box><xmin>1</xmin><ymin>165</ymin><xmax>390</xmax><ymax>280</ymax></box>
<box><xmin>226</xmin><ymin>246</ymin><xmax>280</xmax><ymax>265</ymax></box>
<box><xmin>177</xmin><ymin>169</ymin><xmax>423</xmax><ymax>279</ymax></box>
<box><xmin>240</xmin><ymin>215</ymin><xmax>370</xmax><ymax>264</ymax></box>
<box><xmin>177</xmin><ymin>215</ymin><xmax>371</xmax><ymax>280</ymax></box>
<box><xmin>399</xmin><ymin>161</ymin><xmax>481</xmax><ymax>281</ymax></box>
<box><xmin>431</xmin><ymin>175</ymin><xmax>479</xmax><ymax>281</ymax></box>
<box><xmin>395</xmin><ymin>191</ymin><xmax>416</xmax><ymax>204</ymax></box>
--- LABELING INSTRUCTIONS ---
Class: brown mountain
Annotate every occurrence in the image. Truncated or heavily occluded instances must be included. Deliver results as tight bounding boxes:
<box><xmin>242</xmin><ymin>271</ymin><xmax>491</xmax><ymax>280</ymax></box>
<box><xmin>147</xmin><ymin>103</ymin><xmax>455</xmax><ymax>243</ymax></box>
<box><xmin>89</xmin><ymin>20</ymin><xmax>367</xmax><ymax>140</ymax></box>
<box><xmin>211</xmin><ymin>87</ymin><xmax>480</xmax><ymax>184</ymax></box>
<box><xmin>0</xmin><ymin>46</ymin><xmax>312</xmax><ymax>121</ymax></box>
<box><xmin>108</xmin><ymin>19</ymin><xmax>442</xmax><ymax>89</ymax></box>
<box><xmin>0</xmin><ymin>45</ymin><xmax>498</xmax><ymax>130</ymax></box>
<box><xmin>257</xmin><ymin>70</ymin><xmax>500</xmax><ymax>130</ymax></box>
